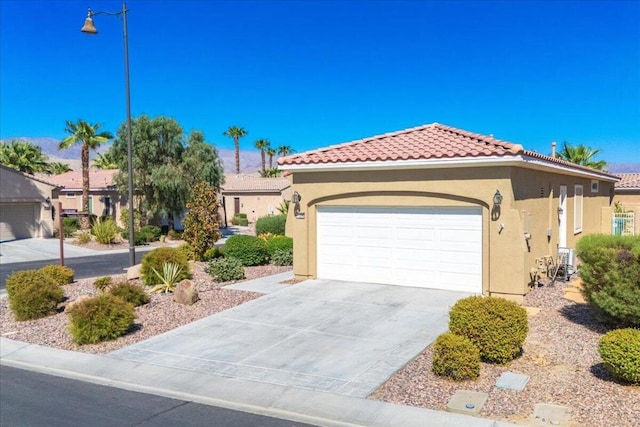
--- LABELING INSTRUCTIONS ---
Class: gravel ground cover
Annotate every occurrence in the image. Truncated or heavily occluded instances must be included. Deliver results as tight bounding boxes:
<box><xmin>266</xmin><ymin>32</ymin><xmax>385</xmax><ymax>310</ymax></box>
<box><xmin>1</xmin><ymin>262</ymin><xmax>291</xmax><ymax>355</ymax></box>
<box><xmin>370</xmin><ymin>279</ymin><xmax>640</xmax><ymax>426</ymax></box>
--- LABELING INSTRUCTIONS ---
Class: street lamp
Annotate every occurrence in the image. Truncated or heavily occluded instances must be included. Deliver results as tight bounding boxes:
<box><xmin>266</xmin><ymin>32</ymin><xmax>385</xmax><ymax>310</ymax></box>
<box><xmin>81</xmin><ymin>2</ymin><xmax>136</xmax><ymax>266</ymax></box>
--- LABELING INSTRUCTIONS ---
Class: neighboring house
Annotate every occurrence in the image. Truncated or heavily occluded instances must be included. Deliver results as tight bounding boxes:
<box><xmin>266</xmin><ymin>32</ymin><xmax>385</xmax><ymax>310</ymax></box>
<box><xmin>220</xmin><ymin>173</ymin><xmax>292</xmax><ymax>225</ymax></box>
<box><xmin>613</xmin><ymin>173</ymin><xmax>640</xmax><ymax>235</ymax></box>
<box><xmin>45</xmin><ymin>169</ymin><xmax>127</xmax><ymax>226</ymax></box>
<box><xmin>0</xmin><ymin>164</ymin><xmax>57</xmax><ymax>240</ymax></box>
<box><xmin>279</xmin><ymin>123</ymin><xmax>619</xmax><ymax>303</ymax></box>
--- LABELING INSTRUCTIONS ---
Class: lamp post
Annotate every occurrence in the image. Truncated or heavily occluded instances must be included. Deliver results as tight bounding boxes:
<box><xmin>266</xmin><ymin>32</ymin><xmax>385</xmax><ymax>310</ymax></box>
<box><xmin>81</xmin><ymin>2</ymin><xmax>136</xmax><ymax>266</ymax></box>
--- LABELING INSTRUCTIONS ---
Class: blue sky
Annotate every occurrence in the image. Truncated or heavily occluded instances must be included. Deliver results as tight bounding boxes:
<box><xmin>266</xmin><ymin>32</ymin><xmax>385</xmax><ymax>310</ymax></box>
<box><xmin>1</xmin><ymin>0</ymin><xmax>638</xmax><ymax>163</ymax></box>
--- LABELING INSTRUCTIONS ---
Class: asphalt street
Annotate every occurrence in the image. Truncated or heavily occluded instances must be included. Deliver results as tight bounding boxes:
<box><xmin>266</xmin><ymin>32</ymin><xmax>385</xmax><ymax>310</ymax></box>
<box><xmin>0</xmin><ymin>365</ymin><xmax>315</xmax><ymax>427</ymax></box>
<box><xmin>0</xmin><ymin>250</ymin><xmax>152</xmax><ymax>289</ymax></box>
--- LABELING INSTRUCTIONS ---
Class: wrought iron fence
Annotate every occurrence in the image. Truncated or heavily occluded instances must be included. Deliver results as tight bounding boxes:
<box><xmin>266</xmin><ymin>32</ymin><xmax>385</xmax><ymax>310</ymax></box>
<box><xmin>612</xmin><ymin>212</ymin><xmax>635</xmax><ymax>236</ymax></box>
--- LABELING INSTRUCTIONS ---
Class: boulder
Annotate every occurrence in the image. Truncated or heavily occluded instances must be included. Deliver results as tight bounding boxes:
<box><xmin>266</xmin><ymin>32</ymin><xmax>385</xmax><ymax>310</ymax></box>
<box><xmin>127</xmin><ymin>264</ymin><xmax>142</xmax><ymax>281</ymax></box>
<box><xmin>174</xmin><ymin>279</ymin><xmax>199</xmax><ymax>305</ymax></box>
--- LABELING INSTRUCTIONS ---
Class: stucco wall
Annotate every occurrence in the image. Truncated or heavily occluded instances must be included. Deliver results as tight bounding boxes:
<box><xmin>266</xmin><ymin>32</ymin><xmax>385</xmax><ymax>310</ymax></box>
<box><xmin>288</xmin><ymin>165</ymin><xmax>614</xmax><ymax>303</ymax></box>
<box><xmin>222</xmin><ymin>188</ymin><xmax>292</xmax><ymax>224</ymax></box>
<box><xmin>52</xmin><ymin>189</ymin><xmax>127</xmax><ymax>227</ymax></box>
<box><xmin>0</xmin><ymin>167</ymin><xmax>55</xmax><ymax>238</ymax></box>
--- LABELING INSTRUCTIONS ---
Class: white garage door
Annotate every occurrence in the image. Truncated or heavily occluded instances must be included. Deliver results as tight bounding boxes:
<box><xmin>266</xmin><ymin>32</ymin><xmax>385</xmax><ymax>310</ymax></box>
<box><xmin>317</xmin><ymin>206</ymin><xmax>482</xmax><ymax>293</ymax></box>
<box><xmin>0</xmin><ymin>204</ymin><xmax>37</xmax><ymax>241</ymax></box>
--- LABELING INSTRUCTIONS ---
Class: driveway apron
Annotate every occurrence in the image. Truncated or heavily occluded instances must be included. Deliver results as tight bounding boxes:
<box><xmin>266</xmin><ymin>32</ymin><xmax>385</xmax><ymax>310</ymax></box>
<box><xmin>110</xmin><ymin>280</ymin><xmax>470</xmax><ymax>398</ymax></box>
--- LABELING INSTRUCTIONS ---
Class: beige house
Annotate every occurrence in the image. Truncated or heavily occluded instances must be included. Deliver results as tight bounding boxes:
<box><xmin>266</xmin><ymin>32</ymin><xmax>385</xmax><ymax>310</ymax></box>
<box><xmin>279</xmin><ymin>123</ymin><xmax>618</xmax><ymax>303</ymax></box>
<box><xmin>0</xmin><ymin>165</ymin><xmax>57</xmax><ymax>240</ymax></box>
<box><xmin>613</xmin><ymin>173</ymin><xmax>640</xmax><ymax>235</ymax></box>
<box><xmin>45</xmin><ymin>169</ymin><xmax>127</xmax><ymax>226</ymax></box>
<box><xmin>221</xmin><ymin>174</ymin><xmax>292</xmax><ymax>225</ymax></box>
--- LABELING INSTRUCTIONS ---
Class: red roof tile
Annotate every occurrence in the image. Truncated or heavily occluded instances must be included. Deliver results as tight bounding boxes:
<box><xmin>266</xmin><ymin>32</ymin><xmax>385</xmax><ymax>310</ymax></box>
<box><xmin>279</xmin><ymin>123</ymin><xmax>523</xmax><ymax>166</ymax></box>
<box><xmin>615</xmin><ymin>173</ymin><xmax>640</xmax><ymax>190</ymax></box>
<box><xmin>278</xmin><ymin>123</ymin><xmax>619</xmax><ymax>180</ymax></box>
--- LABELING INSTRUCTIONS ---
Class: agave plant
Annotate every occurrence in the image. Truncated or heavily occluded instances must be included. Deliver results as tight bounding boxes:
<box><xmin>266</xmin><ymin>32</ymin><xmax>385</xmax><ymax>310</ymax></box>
<box><xmin>150</xmin><ymin>262</ymin><xmax>184</xmax><ymax>294</ymax></box>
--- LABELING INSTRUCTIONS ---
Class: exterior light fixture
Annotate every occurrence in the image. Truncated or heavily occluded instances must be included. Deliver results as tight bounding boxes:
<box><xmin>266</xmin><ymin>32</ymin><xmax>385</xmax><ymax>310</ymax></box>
<box><xmin>493</xmin><ymin>190</ymin><xmax>503</xmax><ymax>206</ymax></box>
<box><xmin>81</xmin><ymin>2</ymin><xmax>136</xmax><ymax>266</ymax></box>
<box><xmin>291</xmin><ymin>191</ymin><xmax>302</xmax><ymax>204</ymax></box>
<box><xmin>43</xmin><ymin>197</ymin><xmax>52</xmax><ymax>210</ymax></box>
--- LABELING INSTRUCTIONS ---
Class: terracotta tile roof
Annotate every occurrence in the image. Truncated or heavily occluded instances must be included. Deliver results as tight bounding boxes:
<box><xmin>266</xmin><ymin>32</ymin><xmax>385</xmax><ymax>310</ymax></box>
<box><xmin>278</xmin><ymin>122</ymin><xmax>619</xmax><ymax>180</ymax></box>
<box><xmin>279</xmin><ymin>123</ymin><xmax>523</xmax><ymax>166</ymax></box>
<box><xmin>221</xmin><ymin>173</ymin><xmax>290</xmax><ymax>193</ymax></box>
<box><xmin>45</xmin><ymin>169</ymin><xmax>118</xmax><ymax>190</ymax></box>
<box><xmin>615</xmin><ymin>173</ymin><xmax>640</xmax><ymax>190</ymax></box>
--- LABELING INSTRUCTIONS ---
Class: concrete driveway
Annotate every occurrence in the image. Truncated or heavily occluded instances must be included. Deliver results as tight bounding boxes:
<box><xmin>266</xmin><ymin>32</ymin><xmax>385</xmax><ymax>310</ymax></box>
<box><xmin>111</xmin><ymin>279</ymin><xmax>469</xmax><ymax>398</ymax></box>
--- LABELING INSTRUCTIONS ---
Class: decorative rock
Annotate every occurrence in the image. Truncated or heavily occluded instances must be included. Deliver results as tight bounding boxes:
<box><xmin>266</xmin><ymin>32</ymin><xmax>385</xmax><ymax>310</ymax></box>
<box><xmin>65</xmin><ymin>295</ymin><xmax>93</xmax><ymax>311</ymax></box>
<box><xmin>174</xmin><ymin>279</ymin><xmax>199</xmax><ymax>305</ymax></box>
<box><xmin>127</xmin><ymin>264</ymin><xmax>142</xmax><ymax>281</ymax></box>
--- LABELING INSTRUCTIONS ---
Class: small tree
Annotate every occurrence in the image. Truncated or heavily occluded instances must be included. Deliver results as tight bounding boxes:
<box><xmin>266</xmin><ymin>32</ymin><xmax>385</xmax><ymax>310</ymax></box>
<box><xmin>182</xmin><ymin>182</ymin><xmax>222</xmax><ymax>260</ymax></box>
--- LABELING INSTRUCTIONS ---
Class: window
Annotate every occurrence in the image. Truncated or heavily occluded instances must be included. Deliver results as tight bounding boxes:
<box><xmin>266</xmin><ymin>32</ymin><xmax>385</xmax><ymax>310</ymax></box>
<box><xmin>591</xmin><ymin>180</ymin><xmax>599</xmax><ymax>193</ymax></box>
<box><xmin>65</xmin><ymin>193</ymin><xmax>76</xmax><ymax>199</ymax></box>
<box><xmin>574</xmin><ymin>185</ymin><xmax>583</xmax><ymax>234</ymax></box>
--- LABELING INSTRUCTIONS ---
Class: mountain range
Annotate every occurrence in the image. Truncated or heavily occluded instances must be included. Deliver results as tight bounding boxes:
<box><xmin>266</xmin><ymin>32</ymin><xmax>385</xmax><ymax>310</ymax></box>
<box><xmin>0</xmin><ymin>137</ymin><xmax>264</xmax><ymax>174</ymax></box>
<box><xmin>2</xmin><ymin>136</ymin><xmax>638</xmax><ymax>174</ymax></box>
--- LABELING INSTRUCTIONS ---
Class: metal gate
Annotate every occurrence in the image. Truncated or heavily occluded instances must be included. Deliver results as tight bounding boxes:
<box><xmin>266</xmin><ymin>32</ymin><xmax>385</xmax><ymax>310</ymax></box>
<box><xmin>612</xmin><ymin>212</ymin><xmax>635</xmax><ymax>236</ymax></box>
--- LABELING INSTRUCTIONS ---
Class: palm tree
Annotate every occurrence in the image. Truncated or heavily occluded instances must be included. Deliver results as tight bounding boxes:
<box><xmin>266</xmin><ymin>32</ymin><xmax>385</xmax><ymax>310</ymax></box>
<box><xmin>223</xmin><ymin>126</ymin><xmax>247</xmax><ymax>174</ymax></box>
<box><xmin>0</xmin><ymin>140</ymin><xmax>49</xmax><ymax>174</ymax></box>
<box><xmin>92</xmin><ymin>150</ymin><xmax>118</xmax><ymax>169</ymax></box>
<box><xmin>254</xmin><ymin>139</ymin><xmax>270</xmax><ymax>174</ymax></box>
<box><xmin>277</xmin><ymin>145</ymin><xmax>293</xmax><ymax>157</ymax></box>
<box><xmin>266</xmin><ymin>147</ymin><xmax>276</xmax><ymax>169</ymax></box>
<box><xmin>59</xmin><ymin>120</ymin><xmax>113</xmax><ymax>229</ymax></box>
<box><xmin>46</xmin><ymin>161</ymin><xmax>72</xmax><ymax>175</ymax></box>
<box><xmin>556</xmin><ymin>142</ymin><xmax>607</xmax><ymax>170</ymax></box>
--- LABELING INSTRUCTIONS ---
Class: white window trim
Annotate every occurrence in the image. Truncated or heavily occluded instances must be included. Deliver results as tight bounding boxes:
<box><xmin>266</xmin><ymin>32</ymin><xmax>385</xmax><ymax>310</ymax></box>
<box><xmin>591</xmin><ymin>180</ymin><xmax>599</xmax><ymax>193</ymax></box>
<box><xmin>574</xmin><ymin>184</ymin><xmax>583</xmax><ymax>234</ymax></box>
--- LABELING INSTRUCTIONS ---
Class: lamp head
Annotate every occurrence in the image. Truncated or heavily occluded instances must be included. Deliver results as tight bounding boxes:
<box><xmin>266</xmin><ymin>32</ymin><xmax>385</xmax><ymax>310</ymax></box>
<box><xmin>493</xmin><ymin>190</ymin><xmax>503</xmax><ymax>206</ymax></box>
<box><xmin>81</xmin><ymin>9</ymin><xmax>98</xmax><ymax>34</ymax></box>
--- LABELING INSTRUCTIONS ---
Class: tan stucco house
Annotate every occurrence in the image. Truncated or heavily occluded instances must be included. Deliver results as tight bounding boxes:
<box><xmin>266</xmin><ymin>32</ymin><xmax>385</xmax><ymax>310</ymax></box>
<box><xmin>279</xmin><ymin>123</ymin><xmax>619</xmax><ymax>303</ymax></box>
<box><xmin>0</xmin><ymin>165</ymin><xmax>57</xmax><ymax>240</ymax></box>
<box><xmin>613</xmin><ymin>173</ymin><xmax>640</xmax><ymax>235</ymax></box>
<box><xmin>221</xmin><ymin>173</ymin><xmax>292</xmax><ymax>225</ymax></box>
<box><xmin>45</xmin><ymin>169</ymin><xmax>127</xmax><ymax>226</ymax></box>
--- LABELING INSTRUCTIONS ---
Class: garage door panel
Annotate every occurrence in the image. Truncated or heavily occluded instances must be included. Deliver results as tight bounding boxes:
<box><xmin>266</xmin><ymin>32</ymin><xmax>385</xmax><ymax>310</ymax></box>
<box><xmin>317</xmin><ymin>206</ymin><xmax>482</xmax><ymax>293</ymax></box>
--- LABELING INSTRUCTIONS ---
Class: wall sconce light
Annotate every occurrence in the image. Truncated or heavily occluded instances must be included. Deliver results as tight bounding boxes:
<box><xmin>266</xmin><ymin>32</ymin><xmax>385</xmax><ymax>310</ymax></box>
<box><xmin>292</xmin><ymin>191</ymin><xmax>301</xmax><ymax>204</ymax></box>
<box><xmin>493</xmin><ymin>190</ymin><xmax>503</xmax><ymax>207</ymax></box>
<box><xmin>557</xmin><ymin>206</ymin><xmax>564</xmax><ymax>215</ymax></box>
<box><xmin>43</xmin><ymin>197</ymin><xmax>52</xmax><ymax>210</ymax></box>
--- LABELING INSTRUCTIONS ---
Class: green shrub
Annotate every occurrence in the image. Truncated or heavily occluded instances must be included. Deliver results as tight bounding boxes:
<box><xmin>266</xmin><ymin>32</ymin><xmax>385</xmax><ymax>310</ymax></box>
<box><xmin>223</xmin><ymin>235</ymin><xmax>268</xmax><ymax>266</ymax></box>
<box><xmin>62</xmin><ymin>217</ymin><xmax>80</xmax><ymax>237</ymax></box>
<box><xmin>140</xmin><ymin>247</ymin><xmax>190</xmax><ymax>286</ymax></box>
<box><xmin>231</xmin><ymin>214</ymin><xmax>249</xmax><ymax>226</ymax></box>
<box><xmin>255</xmin><ymin>214</ymin><xmax>286</xmax><ymax>236</ymax></box>
<box><xmin>598</xmin><ymin>328</ymin><xmax>640</xmax><ymax>384</ymax></box>
<box><xmin>6</xmin><ymin>270</ymin><xmax>65</xmax><ymax>321</ymax></box>
<box><xmin>576</xmin><ymin>234</ymin><xmax>640</xmax><ymax>327</ymax></box>
<box><xmin>432</xmin><ymin>332</ymin><xmax>481</xmax><ymax>381</ymax></box>
<box><xmin>449</xmin><ymin>296</ymin><xmax>528</xmax><ymax>364</ymax></box>
<box><xmin>203</xmin><ymin>246</ymin><xmax>224</xmax><ymax>261</ymax></box>
<box><xmin>91</xmin><ymin>218</ymin><xmax>119</xmax><ymax>244</ymax></box>
<box><xmin>266</xmin><ymin>235</ymin><xmax>293</xmax><ymax>257</ymax></box>
<box><xmin>76</xmin><ymin>231</ymin><xmax>92</xmax><ymax>244</ymax></box>
<box><xmin>132</xmin><ymin>230</ymin><xmax>149</xmax><ymax>245</ymax></box>
<box><xmin>176</xmin><ymin>243</ymin><xmax>196</xmax><ymax>261</ymax></box>
<box><xmin>94</xmin><ymin>276</ymin><xmax>113</xmax><ymax>293</ymax></box>
<box><xmin>183</xmin><ymin>182</ymin><xmax>222</xmax><ymax>261</ymax></box>
<box><xmin>167</xmin><ymin>229</ymin><xmax>183</xmax><ymax>240</ymax></box>
<box><xmin>119</xmin><ymin>208</ymin><xmax>142</xmax><ymax>233</ymax></box>
<box><xmin>271</xmin><ymin>248</ymin><xmax>293</xmax><ymax>266</ymax></box>
<box><xmin>108</xmin><ymin>282</ymin><xmax>149</xmax><ymax>307</ymax></box>
<box><xmin>67</xmin><ymin>294</ymin><xmax>135</xmax><ymax>344</ymax></box>
<box><xmin>140</xmin><ymin>225</ymin><xmax>162</xmax><ymax>242</ymax></box>
<box><xmin>206</xmin><ymin>257</ymin><xmax>245</xmax><ymax>282</ymax></box>
<box><xmin>39</xmin><ymin>264</ymin><xmax>74</xmax><ymax>285</ymax></box>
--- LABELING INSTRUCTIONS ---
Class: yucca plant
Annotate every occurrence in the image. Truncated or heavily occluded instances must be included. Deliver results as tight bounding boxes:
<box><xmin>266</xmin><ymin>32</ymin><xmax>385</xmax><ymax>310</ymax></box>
<box><xmin>91</xmin><ymin>218</ymin><xmax>119</xmax><ymax>244</ymax></box>
<box><xmin>150</xmin><ymin>262</ymin><xmax>184</xmax><ymax>294</ymax></box>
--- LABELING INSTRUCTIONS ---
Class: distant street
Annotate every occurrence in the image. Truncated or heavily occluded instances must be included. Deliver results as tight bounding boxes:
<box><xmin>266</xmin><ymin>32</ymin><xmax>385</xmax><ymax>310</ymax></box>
<box><xmin>0</xmin><ymin>365</ymin><xmax>314</xmax><ymax>427</ymax></box>
<box><xmin>0</xmin><ymin>249</ymin><xmax>154</xmax><ymax>289</ymax></box>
